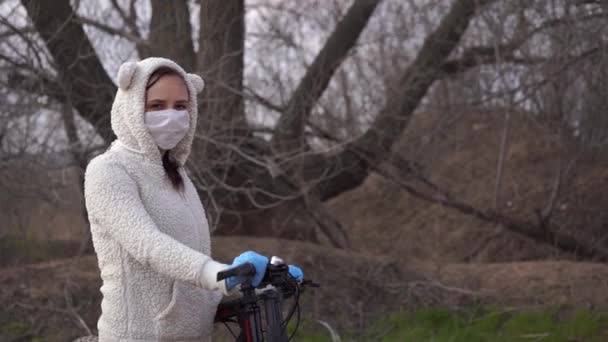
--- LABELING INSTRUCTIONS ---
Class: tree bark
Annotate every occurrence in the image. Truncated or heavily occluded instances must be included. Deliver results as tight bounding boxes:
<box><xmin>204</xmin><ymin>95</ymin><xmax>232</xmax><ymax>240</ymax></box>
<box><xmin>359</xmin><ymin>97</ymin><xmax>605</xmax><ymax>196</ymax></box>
<box><xmin>147</xmin><ymin>0</ymin><xmax>196</xmax><ymax>70</ymax></box>
<box><xmin>191</xmin><ymin>0</ymin><xmax>247</xmax><ymax>166</ymax></box>
<box><xmin>197</xmin><ymin>0</ymin><xmax>246</xmax><ymax>131</ymax></box>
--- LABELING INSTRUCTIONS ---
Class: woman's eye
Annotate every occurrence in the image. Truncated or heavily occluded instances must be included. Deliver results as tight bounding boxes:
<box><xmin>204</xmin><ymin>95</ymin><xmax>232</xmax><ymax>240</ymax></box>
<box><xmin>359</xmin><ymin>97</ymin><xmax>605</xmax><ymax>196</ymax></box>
<box><xmin>176</xmin><ymin>104</ymin><xmax>187</xmax><ymax>110</ymax></box>
<box><xmin>150</xmin><ymin>104</ymin><xmax>162</xmax><ymax>110</ymax></box>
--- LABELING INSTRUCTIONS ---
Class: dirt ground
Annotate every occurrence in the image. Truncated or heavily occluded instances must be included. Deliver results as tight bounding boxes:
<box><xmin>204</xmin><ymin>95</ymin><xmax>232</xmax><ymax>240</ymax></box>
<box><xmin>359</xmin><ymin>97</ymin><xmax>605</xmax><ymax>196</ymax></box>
<box><xmin>2</xmin><ymin>237</ymin><xmax>608</xmax><ymax>341</ymax></box>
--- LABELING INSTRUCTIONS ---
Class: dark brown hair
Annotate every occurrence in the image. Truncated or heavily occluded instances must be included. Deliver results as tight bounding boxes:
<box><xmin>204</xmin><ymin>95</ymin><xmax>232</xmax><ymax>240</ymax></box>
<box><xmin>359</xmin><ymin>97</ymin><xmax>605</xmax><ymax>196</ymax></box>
<box><xmin>162</xmin><ymin>151</ymin><xmax>183</xmax><ymax>191</ymax></box>
<box><xmin>146</xmin><ymin>67</ymin><xmax>187</xmax><ymax>191</ymax></box>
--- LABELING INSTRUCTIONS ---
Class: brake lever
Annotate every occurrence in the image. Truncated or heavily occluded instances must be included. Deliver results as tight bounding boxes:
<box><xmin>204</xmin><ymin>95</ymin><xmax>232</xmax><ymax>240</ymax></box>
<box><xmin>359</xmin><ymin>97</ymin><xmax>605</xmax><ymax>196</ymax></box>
<box><xmin>302</xmin><ymin>279</ymin><xmax>320</xmax><ymax>288</ymax></box>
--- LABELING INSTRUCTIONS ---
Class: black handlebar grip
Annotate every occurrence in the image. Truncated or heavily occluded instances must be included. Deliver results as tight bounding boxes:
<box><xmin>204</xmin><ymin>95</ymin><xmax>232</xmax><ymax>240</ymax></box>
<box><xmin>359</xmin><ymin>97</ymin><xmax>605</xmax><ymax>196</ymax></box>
<box><xmin>216</xmin><ymin>262</ymin><xmax>256</xmax><ymax>281</ymax></box>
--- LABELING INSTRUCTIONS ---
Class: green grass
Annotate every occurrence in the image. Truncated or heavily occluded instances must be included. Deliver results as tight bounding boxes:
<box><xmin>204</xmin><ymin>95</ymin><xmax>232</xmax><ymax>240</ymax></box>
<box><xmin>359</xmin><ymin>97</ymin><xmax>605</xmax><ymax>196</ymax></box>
<box><xmin>0</xmin><ymin>321</ymin><xmax>46</xmax><ymax>341</ymax></box>
<box><xmin>291</xmin><ymin>307</ymin><xmax>608</xmax><ymax>341</ymax></box>
<box><xmin>0</xmin><ymin>321</ymin><xmax>30</xmax><ymax>335</ymax></box>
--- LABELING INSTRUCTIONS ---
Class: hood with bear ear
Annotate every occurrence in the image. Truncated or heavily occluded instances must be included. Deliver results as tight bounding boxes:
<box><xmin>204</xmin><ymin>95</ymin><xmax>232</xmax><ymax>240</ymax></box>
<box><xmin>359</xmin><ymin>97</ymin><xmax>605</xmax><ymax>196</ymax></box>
<box><xmin>110</xmin><ymin>57</ymin><xmax>205</xmax><ymax>166</ymax></box>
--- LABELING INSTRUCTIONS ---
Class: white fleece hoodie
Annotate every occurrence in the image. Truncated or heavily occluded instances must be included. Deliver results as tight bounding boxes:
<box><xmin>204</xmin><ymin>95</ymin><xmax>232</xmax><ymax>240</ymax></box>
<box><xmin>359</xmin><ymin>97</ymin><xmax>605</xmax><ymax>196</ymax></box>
<box><xmin>84</xmin><ymin>57</ymin><xmax>228</xmax><ymax>342</ymax></box>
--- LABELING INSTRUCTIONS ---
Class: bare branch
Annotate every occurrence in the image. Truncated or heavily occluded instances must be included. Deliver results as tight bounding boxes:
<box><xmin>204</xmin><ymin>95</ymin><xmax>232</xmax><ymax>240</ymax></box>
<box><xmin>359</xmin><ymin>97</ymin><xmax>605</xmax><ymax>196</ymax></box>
<box><xmin>271</xmin><ymin>0</ymin><xmax>381</xmax><ymax>153</ymax></box>
<box><xmin>373</xmin><ymin>153</ymin><xmax>608</xmax><ymax>261</ymax></box>
<box><xmin>353</xmin><ymin>0</ymin><xmax>496</xmax><ymax>157</ymax></box>
<box><xmin>494</xmin><ymin>110</ymin><xmax>511</xmax><ymax>209</ymax></box>
<box><xmin>74</xmin><ymin>15</ymin><xmax>146</xmax><ymax>45</ymax></box>
<box><xmin>109</xmin><ymin>0</ymin><xmax>140</xmax><ymax>38</ymax></box>
<box><xmin>441</xmin><ymin>12</ymin><xmax>608</xmax><ymax>74</ymax></box>
<box><xmin>305</xmin><ymin>0</ymin><xmax>497</xmax><ymax>201</ymax></box>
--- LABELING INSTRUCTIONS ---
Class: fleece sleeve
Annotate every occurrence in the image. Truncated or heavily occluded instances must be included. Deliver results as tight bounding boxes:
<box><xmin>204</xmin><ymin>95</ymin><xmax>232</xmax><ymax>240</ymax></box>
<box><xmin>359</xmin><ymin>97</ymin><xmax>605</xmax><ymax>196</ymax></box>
<box><xmin>84</xmin><ymin>157</ymin><xmax>231</xmax><ymax>295</ymax></box>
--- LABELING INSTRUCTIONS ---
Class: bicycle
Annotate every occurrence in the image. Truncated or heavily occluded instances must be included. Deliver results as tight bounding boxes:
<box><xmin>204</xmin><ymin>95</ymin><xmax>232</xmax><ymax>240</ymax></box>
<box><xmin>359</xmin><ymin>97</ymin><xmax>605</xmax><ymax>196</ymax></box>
<box><xmin>214</xmin><ymin>256</ymin><xmax>319</xmax><ymax>342</ymax></box>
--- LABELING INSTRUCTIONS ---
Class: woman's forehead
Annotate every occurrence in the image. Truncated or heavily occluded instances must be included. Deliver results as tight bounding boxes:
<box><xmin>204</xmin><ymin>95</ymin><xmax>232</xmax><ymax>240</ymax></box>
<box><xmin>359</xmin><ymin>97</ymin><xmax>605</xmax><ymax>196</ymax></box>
<box><xmin>146</xmin><ymin>75</ymin><xmax>189</xmax><ymax>101</ymax></box>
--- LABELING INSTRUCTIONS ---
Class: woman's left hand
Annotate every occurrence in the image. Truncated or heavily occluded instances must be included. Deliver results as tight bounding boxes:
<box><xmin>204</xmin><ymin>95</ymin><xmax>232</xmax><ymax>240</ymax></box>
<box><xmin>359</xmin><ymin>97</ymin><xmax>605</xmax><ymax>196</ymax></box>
<box><xmin>288</xmin><ymin>265</ymin><xmax>304</xmax><ymax>282</ymax></box>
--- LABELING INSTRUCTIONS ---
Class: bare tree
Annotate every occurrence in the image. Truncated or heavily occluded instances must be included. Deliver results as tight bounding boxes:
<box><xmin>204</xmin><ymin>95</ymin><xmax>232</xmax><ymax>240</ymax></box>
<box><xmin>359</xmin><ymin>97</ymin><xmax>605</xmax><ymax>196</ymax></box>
<box><xmin>2</xmin><ymin>0</ymin><xmax>608</xmax><ymax>259</ymax></box>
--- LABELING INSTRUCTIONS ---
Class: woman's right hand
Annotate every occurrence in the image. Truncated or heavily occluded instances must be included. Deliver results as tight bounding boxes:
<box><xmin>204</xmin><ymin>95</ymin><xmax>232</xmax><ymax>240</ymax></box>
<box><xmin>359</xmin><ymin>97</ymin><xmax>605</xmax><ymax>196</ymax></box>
<box><xmin>225</xmin><ymin>251</ymin><xmax>269</xmax><ymax>290</ymax></box>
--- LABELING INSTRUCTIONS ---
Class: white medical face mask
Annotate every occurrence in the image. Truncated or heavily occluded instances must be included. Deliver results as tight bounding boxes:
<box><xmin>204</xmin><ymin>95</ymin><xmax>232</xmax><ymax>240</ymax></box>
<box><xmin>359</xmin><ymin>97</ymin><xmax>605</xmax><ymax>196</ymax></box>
<box><xmin>144</xmin><ymin>109</ymin><xmax>190</xmax><ymax>150</ymax></box>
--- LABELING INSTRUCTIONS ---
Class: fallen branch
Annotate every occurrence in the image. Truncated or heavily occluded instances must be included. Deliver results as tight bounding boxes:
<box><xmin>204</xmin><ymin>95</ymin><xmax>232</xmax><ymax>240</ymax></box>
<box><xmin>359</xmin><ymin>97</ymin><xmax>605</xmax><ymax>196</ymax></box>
<box><xmin>370</xmin><ymin>153</ymin><xmax>608</xmax><ymax>261</ymax></box>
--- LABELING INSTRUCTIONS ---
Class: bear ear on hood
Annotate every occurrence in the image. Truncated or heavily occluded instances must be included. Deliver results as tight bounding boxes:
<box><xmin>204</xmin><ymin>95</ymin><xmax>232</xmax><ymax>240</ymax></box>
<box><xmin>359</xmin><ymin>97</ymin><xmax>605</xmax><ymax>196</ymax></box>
<box><xmin>117</xmin><ymin>61</ymin><xmax>138</xmax><ymax>90</ymax></box>
<box><xmin>187</xmin><ymin>73</ymin><xmax>205</xmax><ymax>94</ymax></box>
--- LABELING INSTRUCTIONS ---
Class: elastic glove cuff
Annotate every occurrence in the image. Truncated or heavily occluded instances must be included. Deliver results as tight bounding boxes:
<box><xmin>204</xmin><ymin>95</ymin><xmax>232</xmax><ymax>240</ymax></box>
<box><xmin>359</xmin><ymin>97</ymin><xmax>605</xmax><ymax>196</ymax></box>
<box><xmin>198</xmin><ymin>259</ymin><xmax>231</xmax><ymax>296</ymax></box>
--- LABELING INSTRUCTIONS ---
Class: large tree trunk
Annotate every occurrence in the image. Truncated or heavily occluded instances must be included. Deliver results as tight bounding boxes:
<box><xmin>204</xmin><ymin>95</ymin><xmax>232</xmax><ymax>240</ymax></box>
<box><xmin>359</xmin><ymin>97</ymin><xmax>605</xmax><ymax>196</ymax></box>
<box><xmin>189</xmin><ymin>0</ymin><xmax>249</xmax><ymax>231</ymax></box>
<box><xmin>193</xmin><ymin>0</ymin><xmax>379</xmax><ymax>247</ymax></box>
<box><xmin>21</xmin><ymin>0</ymin><xmax>116</xmax><ymax>142</ymax></box>
<box><xmin>197</xmin><ymin>0</ymin><xmax>246</xmax><ymax>131</ymax></box>
<box><xmin>147</xmin><ymin>0</ymin><xmax>196</xmax><ymax>70</ymax></box>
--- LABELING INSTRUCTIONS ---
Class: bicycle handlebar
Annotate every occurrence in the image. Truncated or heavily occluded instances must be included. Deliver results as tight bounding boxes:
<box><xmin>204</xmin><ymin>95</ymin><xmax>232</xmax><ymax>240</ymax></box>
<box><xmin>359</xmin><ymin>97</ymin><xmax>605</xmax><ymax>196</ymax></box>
<box><xmin>214</xmin><ymin>259</ymin><xmax>319</xmax><ymax>341</ymax></box>
<box><xmin>216</xmin><ymin>262</ymin><xmax>256</xmax><ymax>282</ymax></box>
<box><xmin>217</xmin><ymin>261</ymin><xmax>319</xmax><ymax>290</ymax></box>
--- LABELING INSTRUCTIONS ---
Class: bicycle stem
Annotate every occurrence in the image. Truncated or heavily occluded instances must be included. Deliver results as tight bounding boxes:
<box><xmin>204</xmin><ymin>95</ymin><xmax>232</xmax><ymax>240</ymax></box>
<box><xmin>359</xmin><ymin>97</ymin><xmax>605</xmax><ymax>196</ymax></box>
<box><xmin>239</xmin><ymin>283</ymin><xmax>263</xmax><ymax>342</ymax></box>
<box><xmin>262</xmin><ymin>289</ymin><xmax>287</xmax><ymax>340</ymax></box>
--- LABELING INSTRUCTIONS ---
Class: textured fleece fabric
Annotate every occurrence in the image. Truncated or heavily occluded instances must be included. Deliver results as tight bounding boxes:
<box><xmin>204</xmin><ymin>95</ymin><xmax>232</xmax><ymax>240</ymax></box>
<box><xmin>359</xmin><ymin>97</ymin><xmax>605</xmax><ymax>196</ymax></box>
<box><xmin>84</xmin><ymin>57</ymin><xmax>228</xmax><ymax>342</ymax></box>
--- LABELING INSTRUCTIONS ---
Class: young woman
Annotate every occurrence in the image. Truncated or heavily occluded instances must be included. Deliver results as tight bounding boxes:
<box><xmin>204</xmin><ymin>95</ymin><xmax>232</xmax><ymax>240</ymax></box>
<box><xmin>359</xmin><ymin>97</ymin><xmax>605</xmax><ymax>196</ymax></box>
<box><xmin>84</xmin><ymin>57</ymin><xmax>302</xmax><ymax>341</ymax></box>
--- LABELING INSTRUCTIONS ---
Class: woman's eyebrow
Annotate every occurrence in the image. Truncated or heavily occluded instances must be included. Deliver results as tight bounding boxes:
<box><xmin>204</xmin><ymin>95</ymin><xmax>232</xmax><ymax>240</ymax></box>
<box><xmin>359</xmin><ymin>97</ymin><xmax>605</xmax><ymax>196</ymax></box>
<box><xmin>147</xmin><ymin>99</ymin><xmax>166</xmax><ymax>103</ymax></box>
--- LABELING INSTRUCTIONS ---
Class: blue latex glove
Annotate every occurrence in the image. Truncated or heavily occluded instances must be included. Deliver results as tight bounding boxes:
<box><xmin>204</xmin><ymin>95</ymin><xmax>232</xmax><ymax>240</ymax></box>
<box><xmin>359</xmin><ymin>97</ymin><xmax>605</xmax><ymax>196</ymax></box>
<box><xmin>288</xmin><ymin>265</ymin><xmax>304</xmax><ymax>282</ymax></box>
<box><xmin>225</xmin><ymin>251</ymin><xmax>269</xmax><ymax>290</ymax></box>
